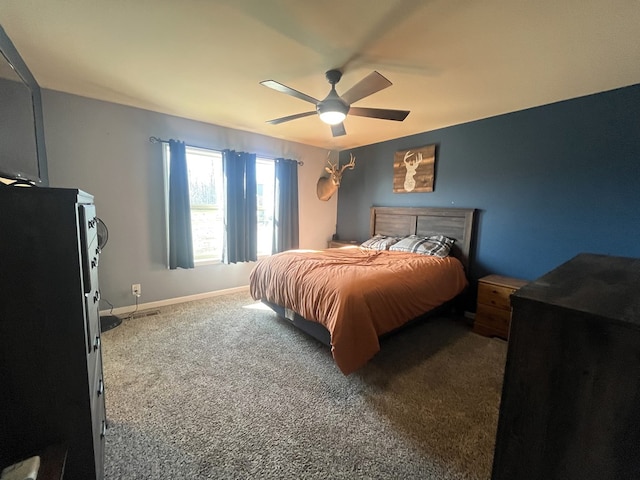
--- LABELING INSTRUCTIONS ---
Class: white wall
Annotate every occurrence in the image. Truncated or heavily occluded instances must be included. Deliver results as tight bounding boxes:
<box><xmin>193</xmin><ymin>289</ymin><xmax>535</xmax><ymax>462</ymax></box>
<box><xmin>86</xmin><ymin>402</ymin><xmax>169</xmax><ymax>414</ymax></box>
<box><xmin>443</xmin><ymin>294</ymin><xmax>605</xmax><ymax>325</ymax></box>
<box><xmin>42</xmin><ymin>90</ymin><xmax>337</xmax><ymax>308</ymax></box>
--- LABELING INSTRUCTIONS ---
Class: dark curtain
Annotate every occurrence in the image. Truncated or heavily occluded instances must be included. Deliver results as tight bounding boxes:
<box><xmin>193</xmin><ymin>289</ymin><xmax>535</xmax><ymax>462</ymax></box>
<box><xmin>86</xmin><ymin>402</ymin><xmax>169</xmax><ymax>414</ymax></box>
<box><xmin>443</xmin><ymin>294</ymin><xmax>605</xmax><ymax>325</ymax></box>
<box><xmin>168</xmin><ymin>139</ymin><xmax>194</xmax><ymax>269</ymax></box>
<box><xmin>273</xmin><ymin>158</ymin><xmax>299</xmax><ymax>253</ymax></box>
<box><xmin>223</xmin><ymin>150</ymin><xmax>257</xmax><ymax>263</ymax></box>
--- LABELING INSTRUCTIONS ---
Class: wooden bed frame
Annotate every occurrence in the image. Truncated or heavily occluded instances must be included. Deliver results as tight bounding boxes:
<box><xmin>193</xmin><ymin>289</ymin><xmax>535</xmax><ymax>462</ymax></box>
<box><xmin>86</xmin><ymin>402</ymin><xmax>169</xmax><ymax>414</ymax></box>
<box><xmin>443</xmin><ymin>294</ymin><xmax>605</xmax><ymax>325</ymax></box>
<box><xmin>264</xmin><ymin>206</ymin><xmax>477</xmax><ymax>347</ymax></box>
<box><xmin>369</xmin><ymin>206</ymin><xmax>476</xmax><ymax>272</ymax></box>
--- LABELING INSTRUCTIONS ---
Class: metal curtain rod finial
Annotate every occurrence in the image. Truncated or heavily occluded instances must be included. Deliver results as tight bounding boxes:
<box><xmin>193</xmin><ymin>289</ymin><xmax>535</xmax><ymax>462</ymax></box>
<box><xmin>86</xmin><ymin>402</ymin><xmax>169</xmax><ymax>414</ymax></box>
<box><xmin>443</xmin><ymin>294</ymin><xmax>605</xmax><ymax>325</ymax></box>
<box><xmin>148</xmin><ymin>135</ymin><xmax>303</xmax><ymax>166</ymax></box>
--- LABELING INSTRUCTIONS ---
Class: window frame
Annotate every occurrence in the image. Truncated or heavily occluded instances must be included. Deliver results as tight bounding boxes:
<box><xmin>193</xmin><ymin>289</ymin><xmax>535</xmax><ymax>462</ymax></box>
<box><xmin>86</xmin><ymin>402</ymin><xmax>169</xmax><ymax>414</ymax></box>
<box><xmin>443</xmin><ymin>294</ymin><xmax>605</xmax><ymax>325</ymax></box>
<box><xmin>163</xmin><ymin>143</ymin><xmax>276</xmax><ymax>267</ymax></box>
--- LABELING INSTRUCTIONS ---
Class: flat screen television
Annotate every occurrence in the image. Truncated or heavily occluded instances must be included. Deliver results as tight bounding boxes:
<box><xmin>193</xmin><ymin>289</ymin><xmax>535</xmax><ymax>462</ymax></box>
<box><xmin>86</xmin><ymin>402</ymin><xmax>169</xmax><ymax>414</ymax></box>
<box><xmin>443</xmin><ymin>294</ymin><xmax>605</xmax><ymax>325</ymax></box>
<box><xmin>0</xmin><ymin>24</ymin><xmax>48</xmax><ymax>186</ymax></box>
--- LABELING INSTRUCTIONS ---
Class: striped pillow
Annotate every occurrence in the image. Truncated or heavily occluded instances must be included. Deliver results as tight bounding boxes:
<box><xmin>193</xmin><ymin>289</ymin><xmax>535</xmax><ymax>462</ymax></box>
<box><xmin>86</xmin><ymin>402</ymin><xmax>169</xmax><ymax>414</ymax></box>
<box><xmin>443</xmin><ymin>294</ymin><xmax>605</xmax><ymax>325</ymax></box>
<box><xmin>360</xmin><ymin>234</ymin><xmax>399</xmax><ymax>250</ymax></box>
<box><xmin>389</xmin><ymin>234</ymin><xmax>455</xmax><ymax>258</ymax></box>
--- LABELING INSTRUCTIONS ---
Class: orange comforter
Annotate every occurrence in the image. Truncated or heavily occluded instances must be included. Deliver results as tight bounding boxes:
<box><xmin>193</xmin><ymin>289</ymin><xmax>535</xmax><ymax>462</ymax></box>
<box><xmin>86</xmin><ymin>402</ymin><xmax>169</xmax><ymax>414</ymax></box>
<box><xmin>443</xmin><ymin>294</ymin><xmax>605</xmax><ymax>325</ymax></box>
<box><xmin>249</xmin><ymin>247</ymin><xmax>468</xmax><ymax>375</ymax></box>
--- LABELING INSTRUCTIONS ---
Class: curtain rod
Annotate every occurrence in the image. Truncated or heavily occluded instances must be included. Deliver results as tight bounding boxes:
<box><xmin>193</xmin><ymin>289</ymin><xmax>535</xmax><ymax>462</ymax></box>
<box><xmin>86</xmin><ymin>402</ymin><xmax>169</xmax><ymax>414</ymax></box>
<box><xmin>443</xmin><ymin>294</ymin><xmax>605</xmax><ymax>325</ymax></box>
<box><xmin>149</xmin><ymin>136</ymin><xmax>304</xmax><ymax>166</ymax></box>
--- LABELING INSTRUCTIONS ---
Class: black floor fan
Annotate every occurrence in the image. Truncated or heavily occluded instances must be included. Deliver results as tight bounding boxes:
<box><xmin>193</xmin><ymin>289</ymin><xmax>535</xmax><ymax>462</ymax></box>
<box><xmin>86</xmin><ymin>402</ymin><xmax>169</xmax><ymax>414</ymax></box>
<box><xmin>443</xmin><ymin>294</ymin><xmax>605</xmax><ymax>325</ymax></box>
<box><xmin>97</xmin><ymin>218</ymin><xmax>122</xmax><ymax>332</ymax></box>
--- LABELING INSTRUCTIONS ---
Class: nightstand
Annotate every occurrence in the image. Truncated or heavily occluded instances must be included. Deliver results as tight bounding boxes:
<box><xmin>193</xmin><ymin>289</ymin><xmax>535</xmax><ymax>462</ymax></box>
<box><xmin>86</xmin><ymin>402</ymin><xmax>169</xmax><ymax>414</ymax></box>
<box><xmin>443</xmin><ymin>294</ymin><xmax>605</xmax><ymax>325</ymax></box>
<box><xmin>327</xmin><ymin>240</ymin><xmax>359</xmax><ymax>248</ymax></box>
<box><xmin>473</xmin><ymin>274</ymin><xmax>528</xmax><ymax>339</ymax></box>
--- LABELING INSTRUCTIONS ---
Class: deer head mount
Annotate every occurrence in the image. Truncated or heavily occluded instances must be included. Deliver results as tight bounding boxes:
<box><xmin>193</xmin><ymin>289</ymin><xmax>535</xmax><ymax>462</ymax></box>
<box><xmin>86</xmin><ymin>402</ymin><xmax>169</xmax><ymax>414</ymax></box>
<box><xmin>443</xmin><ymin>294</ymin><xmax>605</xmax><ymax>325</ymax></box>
<box><xmin>316</xmin><ymin>153</ymin><xmax>356</xmax><ymax>201</ymax></box>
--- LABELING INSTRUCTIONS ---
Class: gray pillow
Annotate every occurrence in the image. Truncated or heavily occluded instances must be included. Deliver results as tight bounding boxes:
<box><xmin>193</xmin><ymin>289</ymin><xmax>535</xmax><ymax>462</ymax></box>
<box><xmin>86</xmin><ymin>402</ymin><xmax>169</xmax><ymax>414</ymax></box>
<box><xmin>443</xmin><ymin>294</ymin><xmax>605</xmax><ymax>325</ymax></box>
<box><xmin>389</xmin><ymin>234</ymin><xmax>455</xmax><ymax>257</ymax></box>
<box><xmin>360</xmin><ymin>234</ymin><xmax>399</xmax><ymax>250</ymax></box>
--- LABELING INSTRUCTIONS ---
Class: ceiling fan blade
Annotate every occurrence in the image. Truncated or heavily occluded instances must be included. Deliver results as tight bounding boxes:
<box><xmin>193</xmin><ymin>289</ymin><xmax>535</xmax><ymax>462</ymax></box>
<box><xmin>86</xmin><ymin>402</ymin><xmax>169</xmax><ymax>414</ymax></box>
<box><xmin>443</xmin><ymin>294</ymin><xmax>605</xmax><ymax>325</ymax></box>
<box><xmin>266</xmin><ymin>111</ymin><xmax>316</xmax><ymax>125</ymax></box>
<box><xmin>340</xmin><ymin>71</ymin><xmax>392</xmax><ymax>105</ymax></box>
<box><xmin>348</xmin><ymin>106</ymin><xmax>410</xmax><ymax>122</ymax></box>
<box><xmin>260</xmin><ymin>80</ymin><xmax>319</xmax><ymax>105</ymax></box>
<box><xmin>337</xmin><ymin>0</ymin><xmax>426</xmax><ymax>72</ymax></box>
<box><xmin>331</xmin><ymin>123</ymin><xmax>346</xmax><ymax>137</ymax></box>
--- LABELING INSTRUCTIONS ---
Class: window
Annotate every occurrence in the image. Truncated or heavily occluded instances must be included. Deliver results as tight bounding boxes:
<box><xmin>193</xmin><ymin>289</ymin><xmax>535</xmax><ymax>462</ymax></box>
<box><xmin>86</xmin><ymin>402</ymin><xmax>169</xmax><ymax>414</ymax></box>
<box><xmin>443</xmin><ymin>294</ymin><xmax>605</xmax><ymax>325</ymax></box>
<box><xmin>164</xmin><ymin>145</ymin><xmax>275</xmax><ymax>264</ymax></box>
<box><xmin>185</xmin><ymin>147</ymin><xmax>224</xmax><ymax>262</ymax></box>
<box><xmin>255</xmin><ymin>158</ymin><xmax>275</xmax><ymax>256</ymax></box>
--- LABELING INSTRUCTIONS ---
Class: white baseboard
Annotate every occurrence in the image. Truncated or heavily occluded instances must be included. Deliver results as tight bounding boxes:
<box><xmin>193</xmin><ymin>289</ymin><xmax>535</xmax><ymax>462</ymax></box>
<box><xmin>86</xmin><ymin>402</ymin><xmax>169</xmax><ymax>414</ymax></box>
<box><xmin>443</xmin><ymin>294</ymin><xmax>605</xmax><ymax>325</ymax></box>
<box><xmin>100</xmin><ymin>285</ymin><xmax>250</xmax><ymax>316</ymax></box>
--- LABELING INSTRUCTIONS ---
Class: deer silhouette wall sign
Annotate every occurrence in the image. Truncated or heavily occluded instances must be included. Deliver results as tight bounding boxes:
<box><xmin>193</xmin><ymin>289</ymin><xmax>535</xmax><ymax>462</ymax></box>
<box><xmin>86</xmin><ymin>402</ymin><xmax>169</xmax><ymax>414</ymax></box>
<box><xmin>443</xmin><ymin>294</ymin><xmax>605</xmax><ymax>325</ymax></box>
<box><xmin>316</xmin><ymin>153</ymin><xmax>356</xmax><ymax>201</ymax></box>
<box><xmin>393</xmin><ymin>144</ymin><xmax>436</xmax><ymax>193</ymax></box>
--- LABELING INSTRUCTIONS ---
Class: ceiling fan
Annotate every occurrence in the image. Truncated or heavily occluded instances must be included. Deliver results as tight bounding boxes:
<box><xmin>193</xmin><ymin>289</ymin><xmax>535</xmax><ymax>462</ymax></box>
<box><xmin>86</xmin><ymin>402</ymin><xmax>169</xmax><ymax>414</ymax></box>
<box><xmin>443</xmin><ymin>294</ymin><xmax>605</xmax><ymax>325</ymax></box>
<box><xmin>260</xmin><ymin>69</ymin><xmax>410</xmax><ymax>137</ymax></box>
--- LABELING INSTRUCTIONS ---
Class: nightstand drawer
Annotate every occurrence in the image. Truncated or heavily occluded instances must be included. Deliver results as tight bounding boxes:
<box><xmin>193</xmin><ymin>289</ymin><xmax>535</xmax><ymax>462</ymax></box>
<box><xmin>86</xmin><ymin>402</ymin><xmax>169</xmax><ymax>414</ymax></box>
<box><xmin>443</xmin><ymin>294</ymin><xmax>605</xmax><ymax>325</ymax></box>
<box><xmin>474</xmin><ymin>304</ymin><xmax>511</xmax><ymax>337</ymax></box>
<box><xmin>477</xmin><ymin>282</ymin><xmax>516</xmax><ymax>310</ymax></box>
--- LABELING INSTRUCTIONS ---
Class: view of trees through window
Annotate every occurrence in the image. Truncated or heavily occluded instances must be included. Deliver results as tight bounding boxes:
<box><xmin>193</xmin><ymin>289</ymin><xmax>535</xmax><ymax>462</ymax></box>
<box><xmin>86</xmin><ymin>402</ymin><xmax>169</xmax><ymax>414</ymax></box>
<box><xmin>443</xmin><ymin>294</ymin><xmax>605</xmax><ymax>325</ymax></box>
<box><xmin>185</xmin><ymin>147</ymin><xmax>224</xmax><ymax>262</ymax></box>
<box><xmin>255</xmin><ymin>159</ymin><xmax>275</xmax><ymax>256</ymax></box>
<box><xmin>178</xmin><ymin>146</ymin><xmax>275</xmax><ymax>263</ymax></box>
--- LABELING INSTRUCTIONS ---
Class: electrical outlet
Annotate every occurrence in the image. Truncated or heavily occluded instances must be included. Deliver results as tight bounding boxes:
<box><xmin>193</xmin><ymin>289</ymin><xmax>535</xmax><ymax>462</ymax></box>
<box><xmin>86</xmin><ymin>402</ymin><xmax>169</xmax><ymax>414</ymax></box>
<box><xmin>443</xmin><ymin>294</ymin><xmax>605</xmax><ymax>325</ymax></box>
<box><xmin>131</xmin><ymin>283</ymin><xmax>141</xmax><ymax>297</ymax></box>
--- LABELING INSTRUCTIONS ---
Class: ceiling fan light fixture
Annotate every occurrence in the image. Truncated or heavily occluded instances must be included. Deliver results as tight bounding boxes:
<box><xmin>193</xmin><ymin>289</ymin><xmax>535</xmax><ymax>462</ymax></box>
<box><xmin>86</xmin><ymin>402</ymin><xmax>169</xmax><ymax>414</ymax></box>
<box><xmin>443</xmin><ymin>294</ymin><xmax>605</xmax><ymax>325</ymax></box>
<box><xmin>317</xmin><ymin>89</ymin><xmax>349</xmax><ymax>125</ymax></box>
<box><xmin>319</xmin><ymin>110</ymin><xmax>347</xmax><ymax>125</ymax></box>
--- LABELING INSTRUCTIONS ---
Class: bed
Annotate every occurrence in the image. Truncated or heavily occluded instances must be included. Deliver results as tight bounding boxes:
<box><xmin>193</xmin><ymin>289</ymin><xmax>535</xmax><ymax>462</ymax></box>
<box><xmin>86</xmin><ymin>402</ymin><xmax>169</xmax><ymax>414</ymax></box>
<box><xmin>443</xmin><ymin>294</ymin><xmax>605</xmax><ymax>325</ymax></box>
<box><xmin>250</xmin><ymin>206</ymin><xmax>477</xmax><ymax>375</ymax></box>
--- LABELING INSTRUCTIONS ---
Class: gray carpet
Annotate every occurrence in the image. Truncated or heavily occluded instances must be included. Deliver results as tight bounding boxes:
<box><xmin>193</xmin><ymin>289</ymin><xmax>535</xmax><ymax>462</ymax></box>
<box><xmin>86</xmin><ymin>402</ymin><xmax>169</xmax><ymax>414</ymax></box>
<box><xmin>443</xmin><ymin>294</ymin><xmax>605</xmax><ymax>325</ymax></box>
<box><xmin>101</xmin><ymin>290</ymin><xmax>507</xmax><ymax>479</ymax></box>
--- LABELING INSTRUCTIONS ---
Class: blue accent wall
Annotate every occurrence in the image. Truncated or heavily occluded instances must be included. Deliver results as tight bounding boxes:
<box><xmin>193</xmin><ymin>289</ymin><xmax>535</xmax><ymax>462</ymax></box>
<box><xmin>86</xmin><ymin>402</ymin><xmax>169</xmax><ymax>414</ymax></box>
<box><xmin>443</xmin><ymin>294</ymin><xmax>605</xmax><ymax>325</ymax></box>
<box><xmin>337</xmin><ymin>84</ymin><xmax>640</xmax><ymax>282</ymax></box>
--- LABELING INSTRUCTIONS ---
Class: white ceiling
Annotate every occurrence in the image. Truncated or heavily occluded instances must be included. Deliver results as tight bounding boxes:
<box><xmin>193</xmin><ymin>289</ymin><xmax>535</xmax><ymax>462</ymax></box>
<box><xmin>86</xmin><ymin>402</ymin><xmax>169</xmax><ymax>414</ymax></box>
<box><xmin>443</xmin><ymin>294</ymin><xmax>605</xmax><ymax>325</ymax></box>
<box><xmin>1</xmin><ymin>0</ymin><xmax>639</xmax><ymax>150</ymax></box>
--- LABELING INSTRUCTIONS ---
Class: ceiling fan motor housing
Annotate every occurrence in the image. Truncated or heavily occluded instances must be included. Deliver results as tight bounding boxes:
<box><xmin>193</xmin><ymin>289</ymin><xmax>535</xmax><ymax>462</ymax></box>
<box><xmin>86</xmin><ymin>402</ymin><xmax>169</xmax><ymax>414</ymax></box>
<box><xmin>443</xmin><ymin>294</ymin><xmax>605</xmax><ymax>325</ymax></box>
<box><xmin>317</xmin><ymin>88</ymin><xmax>349</xmax><ymax>118</ymax></box>
<box><xmin>317</xmin><ymin>70</ymin><xmax>349</xmax><ymax>123</ymax></box>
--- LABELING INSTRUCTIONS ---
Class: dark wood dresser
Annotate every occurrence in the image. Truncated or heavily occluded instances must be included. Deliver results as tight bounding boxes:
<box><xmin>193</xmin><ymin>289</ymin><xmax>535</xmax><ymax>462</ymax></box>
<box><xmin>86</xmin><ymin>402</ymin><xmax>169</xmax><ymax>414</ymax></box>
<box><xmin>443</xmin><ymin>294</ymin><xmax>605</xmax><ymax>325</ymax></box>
<box><xmin>492</xmin><ymin>253</ymin><xmax>640</xmax><ymax>480</ymax></box>
<box><xmin>0</xmin><ymin>187</ymin><xmax>106</xmax><ymax>480</ymax></box>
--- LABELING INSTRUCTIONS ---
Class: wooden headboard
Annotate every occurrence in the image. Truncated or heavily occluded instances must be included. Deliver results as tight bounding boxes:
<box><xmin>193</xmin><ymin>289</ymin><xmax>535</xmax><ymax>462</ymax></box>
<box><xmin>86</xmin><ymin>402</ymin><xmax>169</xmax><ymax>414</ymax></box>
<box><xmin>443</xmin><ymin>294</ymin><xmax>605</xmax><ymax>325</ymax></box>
<box><xmin>369</xmin><ymin>206</ymin><xmax>477</xmax><ymax>271</ymax></box>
